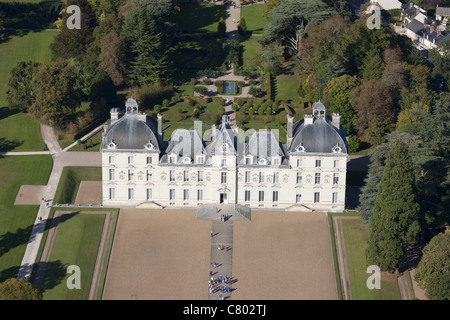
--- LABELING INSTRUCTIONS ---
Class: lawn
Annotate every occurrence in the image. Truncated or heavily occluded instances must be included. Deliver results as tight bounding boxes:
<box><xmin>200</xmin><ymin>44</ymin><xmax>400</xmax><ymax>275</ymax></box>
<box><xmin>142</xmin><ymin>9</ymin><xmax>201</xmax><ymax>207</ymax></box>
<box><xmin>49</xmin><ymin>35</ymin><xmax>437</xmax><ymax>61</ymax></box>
<box><xmin>342</xmin><ymin>218</ymin><xmax>402</xmax><ymax>300</ymax></box>
<box><xmin>0</xmin><ymin>155</ymin><xmax>53</xmax><ymax>283</ymax></box>
<box><xmin>240</xmin><ymin>35</ymin><xmax>262</xmax><ymax>71</ymax></box>
<box><xmin>172</xmin><ymin>3</ymin><xmax>226</xmax><ymax>33</ymax></box>
<box><xmin>41</xmin><ymin>213</ymin><xmax>105</xmax><ymax>300</ymax></box>
<box><xmin>0</xmin><ymin>108</ymin><xmax>44</xmax><ymax>152</ymax></box>
<box><xmin>240</xmin><ymin>3</ymin><xmax>267</xmax><ymax>34</ymax></box>
<box><xmin>174</xmin><ymin>36</ymin><xmax>227</xmax><ymax>70</ymax></box>
<box><xmin>53</xmin><ymin>167</ymin><xmax>102</xmax><ymax>204</ymax></box>
<box><xmin>0</xmin><ymin>30</ymin><xmax>57</xmax><ymax>108</ymax></box>
<box><xmin>275</xmin><ymin>74</ymin><xmax>300</xmax><ymax>103</ymax></box>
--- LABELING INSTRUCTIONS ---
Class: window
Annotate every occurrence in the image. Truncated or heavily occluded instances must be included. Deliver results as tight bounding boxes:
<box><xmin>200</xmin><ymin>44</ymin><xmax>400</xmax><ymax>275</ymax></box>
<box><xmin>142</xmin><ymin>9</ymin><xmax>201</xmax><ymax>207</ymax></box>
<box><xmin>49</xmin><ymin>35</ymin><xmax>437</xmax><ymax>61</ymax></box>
<box><xmin>273</xmin><ymin>172</ymin><xmax>279</xmax><ymax>184</ymax></box>
<box><xmin>333</xmin><ymin>173</ymin><xmax>339</xmax><ymax>185</ymax></box>
<box><xmin>169</xmin><ymin>156</ymin><xmax>175</xmax><ymax>164</ymax></box>
<box><xmin>128</xmin><ymin>156</ymin><xmax>134</xmax><ymax>164</ymax></box>
<box><xmin>109</xmin><ymin>188</ymin><xmax>115</xmax><ymax>200</ymax></box>
<box><xmin>221</xmin><ymin>172</ymin><xmax>227</xmax><ymax>184</ymax></box>
<box><xmin>184</xmin><ymin>170</ymin><xmax>189</xmax><ymax>182</ymax></box>
<box><xmin>297</xmin><ymin>159</ymin><xmax>302</xmax><ymax>167</ymax></box>
<box><xmin>197</xmin><ymin>156</ymin><xmax>204</xmax><ymax>164</ymax></box>
<box><xmin>259</xmin><ymin>172</ymin><xmax>264</xmax><ymax>183</ymax></box>
<box><xmin>314</xmin><ymin>192</ymin><xmax>320</xmax><ymax>203</ymax></box>
<box><xmin>334</xmin><ymin>160</ymin><xmax>339</xmax><ymax>168</ymax></box>
<box><xmin>146</xmin><ymin>170</ymin><xmax>152</xmax><ymax>181</ymax></box>
<box><xmin>296</xmin><ymin>172</ymin><xmax>302</xmax><ymax>184</ymax></box>
<box><xmin>332</xmin><ymin>192</ymin><xmax>338</xmax><ymax>204</ymax></box>
<box><xmin>146</xmin><ymin>156</ymin><xmax>152</xmax><ymax>164</ymax></box>
<box><xmin>197</xmin><ymin>189</ymin><xmax>203</xmax><ymax>201</ymax></box>
<box><xmin>128</xmin><ymin>170</ymin><xmax>134</xmax><ymax>181</ymax></box>
<box><xmin>273</xmin><ymin>158</ymin><xmax>279</xmax><ymax>165</ymax></box>
<box><xmin>128</xmin><ymin>188</ymin><xmax>134</xmax><ymax>200</ymax></box>
<box><xmin>109</xmin><ymin>169</ymin><xmax>115</xmax><ymax>180</ymax></box>
<box><xmin>315</xmin><ymin>160</ymin><xmax>321</xmax><ymax>167</ymax></box>
<box><xmin>245</xmin><ymin>171</ymin><xmax>250</xmax><ymax>183</ymax></box>
<box><xmin>315</xmin><ymin>173</ymin><xmax>320</xmax><ymax>184</ymax></box>
<box><xmin>169</xmin><ymin>189</ymin><xmax>175</xmax><ymax>200</ymax></box>
<box><xmin>147</xmin><ymin>188</ymin><xmax>152</xmax><ymax>200</ymax></box>
<box><xmin>109</xmin><ymin>156</ymin><xmax>114</xmax><ymax>164</ymax></box>
<box><xmin>245</xmin><ymin>190</ymin><xmax>250</xmax><ymax>202</ymax></box>
<box><xmin>246</xmin><ymin>157</ymin><xmax>251</xmax><ymax>165</ymax></box>
<box><xmin>259</xmin><ymin>190</ymin><xmax>265</xmax><ymax>202</ymax></box>
<box><xmin>273</xmin><ymin>191</ymin><xmax>278</xmax><ymax>202</ymax></box>
<box><xmin>296</xmin><ymin>192</ymin><xmax>301</xmax><ymax>203</ymax></box>
<box><xmin>198</xmin><ymin>171</ymin><xmax>203</xmax><ymax>182</ymax></box>
<box><xmin>221</xmin><ymin>159</ymin><xmax>227</xmax><ymax>167</ymax></box>
<box><xmin>183</xmin><ymin>189</ymin><xmax>189</xmax><ymax>201</ymax></box>
<box><xmin>170</xmin><ymin>170</ymin><xmax>175</xmax><ymax>182</ymax></box>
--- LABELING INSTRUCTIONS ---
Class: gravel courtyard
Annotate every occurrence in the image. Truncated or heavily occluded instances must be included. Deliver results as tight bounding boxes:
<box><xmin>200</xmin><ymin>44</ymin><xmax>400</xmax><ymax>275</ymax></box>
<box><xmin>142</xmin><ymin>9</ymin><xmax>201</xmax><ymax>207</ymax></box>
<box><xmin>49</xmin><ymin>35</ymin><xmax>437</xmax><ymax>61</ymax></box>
<box><xmin>102</xmin><ymin>209</ymin><xmax>337</xmax><ymax>300</ymax></box>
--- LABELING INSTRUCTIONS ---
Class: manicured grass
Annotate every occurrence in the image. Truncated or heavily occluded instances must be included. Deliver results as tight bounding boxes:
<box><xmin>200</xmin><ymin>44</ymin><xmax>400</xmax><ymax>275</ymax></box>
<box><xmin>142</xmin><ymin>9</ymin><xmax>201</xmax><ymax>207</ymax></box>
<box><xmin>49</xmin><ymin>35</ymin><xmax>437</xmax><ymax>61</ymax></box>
<box><xmin>0</xmin><ymin>155</ymin><xmax>53</xmax><ymax>282</ymax></box>
<box><xmin>172</xmin><ymin>3</ymin><xmax>226</xmax><ymax>32</ymax></box>
<box><xmin>240</xmin><ymin>3</ymin><xmax>267</xmax><ymax>33</ymax></box>
<box><xmin>53</xmin><ymin>167</ymin><xmax>102</xmax><ymax>204</ymax></box>
<box><xmin>341</xmin><ymin>218</ymin><xmax>402</xmax><ymax>300</ymax></box>
<box><xmin>241</xmin><ymin>35</ymin><xmax>262</xmax><ymax>70</ymax></box>
<box><xmin>0</xmin><ymin>108</ymin><xmax>44</xmax><ymax>152</ymax></box>
<box><xmin>174</xmin><ymin>37</ymin><xmax>227</xmax><ymax>70</ymax></box>
<box><xmin>41</xmin><ymin>213</ymin><xmax>105</xmax><ymax>300</ymax></box>
<box><xmin>275</xmin><ymin>74</ymin><xmax>301</xmax><ymax>103</ymax></box>
<box><xmin>0</xmin><ymin>30</ymin><xmax>57</xmax><ymax>108</ymax></box>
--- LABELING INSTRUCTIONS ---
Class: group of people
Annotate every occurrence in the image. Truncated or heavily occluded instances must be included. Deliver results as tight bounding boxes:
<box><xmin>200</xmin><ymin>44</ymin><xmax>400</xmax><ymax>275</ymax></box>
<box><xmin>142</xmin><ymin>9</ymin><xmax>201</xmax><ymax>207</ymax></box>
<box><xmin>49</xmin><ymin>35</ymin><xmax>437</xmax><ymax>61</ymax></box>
<box><xmin>42</xmin><ymin>197</ymin><xmax>51</xmax><ymax>208</ymax></box>
<box><xmin>209</xmin><ymin>275</ymin><xmax>232</xmax><ymax>294</ymax></box>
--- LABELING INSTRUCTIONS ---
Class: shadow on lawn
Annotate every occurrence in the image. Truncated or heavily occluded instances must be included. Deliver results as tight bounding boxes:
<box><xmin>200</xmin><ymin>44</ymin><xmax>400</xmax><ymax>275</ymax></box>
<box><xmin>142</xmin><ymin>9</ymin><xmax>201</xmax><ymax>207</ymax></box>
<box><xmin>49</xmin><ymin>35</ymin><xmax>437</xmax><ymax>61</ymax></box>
<box><xmin>0</xmin><ymin>137</ymin><xmax>23</xmax><ymax>153</ymax></box>
<box><xmin>0</xmin><ymin>213</ymin><xmax>76</xmax><ymax>260</ymax></box>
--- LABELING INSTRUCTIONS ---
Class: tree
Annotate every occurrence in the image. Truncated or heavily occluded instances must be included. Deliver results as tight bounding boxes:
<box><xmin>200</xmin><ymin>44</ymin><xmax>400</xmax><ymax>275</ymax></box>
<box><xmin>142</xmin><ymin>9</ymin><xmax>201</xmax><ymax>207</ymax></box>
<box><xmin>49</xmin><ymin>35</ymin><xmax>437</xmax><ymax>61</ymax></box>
<box><xmin>50</xmin><ymin>0</ymin><xmax>97</xmax><ymax>61</ymax></box>
<box><xmin>351</xmin><ymin>80</ymin><xmax>397</xmax><ymax>145</ymax></box>
<box><xmin>0</xmin><ymin>278</ymin><xmax>42</xmax><ymax>300</ymax></box>
<box><xmin>323</xmin><ymin>74</ymin><xmax>359</xmax><ymax>134</ymax></box>
<box><xmin>366</xmin><ymin>139</ymin><xmax>422</xmax><ymax>271</ymax></box>
<box><xmin>238</xmin><ymin>17</ymin><xmax>247</xmax><ymax>35</ymax></box>
<box><xmin>218</xmin><ymin>17</ymin><xmax>226</xmax><ymax>38</ymax></box>
<box><xmin>428</xmin><ymin>39</ymin><xmax>450</xmax><ymax>92</ymax></box>
<box><xmin>99</xmin><ymin>30</ymin><xmax>128</xmax><ymax>87</ymax></box>
<box><xmin>6</xmin><ymin>60</ymin><xmax>41</xmax><ymax>112</ymax></box>
<box><xmin>124</xmin><ymin>5</ymin><xmax>172</xmax><ymax>85</ymax></box>
<box><xmin>414</xmin><ymin>228</ymin><xmax>450</xmax><ymax>300</ymax></box>
<box><xmin>29</xmin><ymin>61</ymin><xmax>82</xmax><ymax>128</ymax></box>
<box><xmin>260</xmin><ymin>0</ymin><xmax>335</xmax><ymax>59</ymax></box>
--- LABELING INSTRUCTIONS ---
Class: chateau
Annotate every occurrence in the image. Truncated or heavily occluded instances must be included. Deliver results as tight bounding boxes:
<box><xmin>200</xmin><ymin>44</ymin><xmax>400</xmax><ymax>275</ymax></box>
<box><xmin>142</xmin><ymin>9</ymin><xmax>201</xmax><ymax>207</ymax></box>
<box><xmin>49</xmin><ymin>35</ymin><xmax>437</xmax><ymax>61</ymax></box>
<box><xmin>100</xmin><ymin>98</ymin><xmax>348</xmax><ymax>212</ymax></box>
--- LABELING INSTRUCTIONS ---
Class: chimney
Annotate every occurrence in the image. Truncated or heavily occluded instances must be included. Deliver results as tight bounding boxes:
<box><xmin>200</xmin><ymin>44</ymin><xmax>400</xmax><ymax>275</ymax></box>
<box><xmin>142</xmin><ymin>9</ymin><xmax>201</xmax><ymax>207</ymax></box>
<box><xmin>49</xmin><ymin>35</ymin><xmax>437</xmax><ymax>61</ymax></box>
<box><xmin>157</xmin><ymin>113</ymin><xmax>163</xmax><ymax>144</ymax></box>
<box><xmin>138</xmin><ymin>111</ymin><xmax>147</xmax><ymax>122</ymax></box>
<box><xmin>332</xmin><ymin>112</ymin><xmax>341</xmax><ymax>129</ymax></box>
<box><xmin>304</xmin><ymin>114</ymin><xmax>314</xmax><ymax>125</ymax></box>
<box><xmin>211</xmin><ymin>124</ymin><xmax>217</xmax><ymax>140</ymax></box>
<box><xmin>410</xmin><ymin>2</ymin><xmax>413</xmax><ymax>8</ymax></box>
<box><xmin>437</xmin><ymin>29</ymin><xmax>441</xmax><ymax>36</ymax></box>
<box><xmin>110</xmin><ymin>108</ymin><xmax>119</xmax><ymax>124</ymax></box>
<box><xmin>286</xmin><ymin>113</ymin><xmax>294</xmax><ymax>148</ymax></box>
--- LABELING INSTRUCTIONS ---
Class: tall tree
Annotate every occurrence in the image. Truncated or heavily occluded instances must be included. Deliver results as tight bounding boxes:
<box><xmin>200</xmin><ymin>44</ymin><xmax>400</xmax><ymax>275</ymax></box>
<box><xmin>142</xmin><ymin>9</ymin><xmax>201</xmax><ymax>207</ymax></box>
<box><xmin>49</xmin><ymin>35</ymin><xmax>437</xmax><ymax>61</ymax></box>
<box><xmin>351</xmin><ymin>80</ymin><xmax>397</xmax><ymax>145</ymax></box>
<box><xmin>261</xmin><ymin>0</ymin><xmax>335</xmax><ymax>59</ymax></box>
<box><xmin>29</xmin><ymin>61</ymin><xmax>82</xmax><ymax>128</ymax></box>
<box><xmin>124</xmin><ymin>5</ymin><xmax>172</xmax><ymax>85</ymax></box>
<box><xmin>99</xmin><ymin>30</ymin><xmax>128</xmax><ymax>87</ymax></box>
<box><xmin>366</xmin><ymin>139</ymin><xmax>422</xmax><ymax>271</ymax></box>
<box><xmin>6</xmin><ymin>60</ymin><xmax>41</xmax><ymax>112</ymax></box>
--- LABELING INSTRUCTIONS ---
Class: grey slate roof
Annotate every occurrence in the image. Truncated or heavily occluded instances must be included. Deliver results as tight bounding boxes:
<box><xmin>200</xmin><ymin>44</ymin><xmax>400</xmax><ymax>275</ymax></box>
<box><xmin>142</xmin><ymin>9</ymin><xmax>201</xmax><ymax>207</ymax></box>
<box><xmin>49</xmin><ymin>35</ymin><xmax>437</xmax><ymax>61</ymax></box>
<box><xmin>206</xmin><ymin>115</ymin><xmax>237</xmax><ymax>156</ymax></box>
<box><xmin>101</xmin><ymin>111</ymin><xmax>160</xmax><ymax>152</ymax></box>
<box><xmin>289</xmin><ymin>118</ymin><xmax>348</xmax><ymax>155</ymax></box>
<box><xmin>406</xmin><ymin>18</ymin><xmax>425</xmax><ymax>33</ymax></box>
<box><xmin>161</xmin><ymin>129</ymin><xmax>206</xmax><ymax>164</ymax></box>
<box><xmin>436</xmin><ymin>6</ymin><xmax>450</xmax><ymax>17</ymax></box>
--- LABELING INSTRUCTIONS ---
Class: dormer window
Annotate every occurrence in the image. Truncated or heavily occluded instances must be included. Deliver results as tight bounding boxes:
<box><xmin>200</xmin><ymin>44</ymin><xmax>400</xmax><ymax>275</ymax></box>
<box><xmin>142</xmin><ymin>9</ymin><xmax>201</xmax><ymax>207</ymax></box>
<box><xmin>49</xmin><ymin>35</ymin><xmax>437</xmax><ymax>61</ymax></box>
<box><xmin>183</xmin><ymin>157</ymin><xmax>192</xmax><ymax>164</ymax></box>
<box><xmin>169</xmin><ymin>156</ymin><xmax>176</xmax><ymax>164</ymax></box>
<box><xmin>258</xmin><ymin>158</ymin><xmax>267</xmax><ymax>165</ymax></box>
<box><xmin>197</xmin><ymin>155</ymin><xmax>204</xmax><ymax>164</ymax></box>
<box><xmin>108</xmin><ymin>140</ymin><xmax>117</xmax><ymax>149</ymax></box>
<box><xmin>273</xmin><ymin>157</ymin><xmax>280</xmax><ymax>165</ymax></box>
<box><xmin>332</xmin><ymin>145</ymin><xmax>342</xmax><ymax>153</ymax></box>
<box><xmin>145</xmin><ymin>142</ymin><xmax>154</xmax><ymax>150</ymax></box>
<box><xmin>296</xmin><ymin>145</ymin><xmax>305</xmax><ymax>152</ymax></box>
<box><xmin>245</xmin><ymin>157</ymin><xmax>252</xmax><ymax>165</ymax></box>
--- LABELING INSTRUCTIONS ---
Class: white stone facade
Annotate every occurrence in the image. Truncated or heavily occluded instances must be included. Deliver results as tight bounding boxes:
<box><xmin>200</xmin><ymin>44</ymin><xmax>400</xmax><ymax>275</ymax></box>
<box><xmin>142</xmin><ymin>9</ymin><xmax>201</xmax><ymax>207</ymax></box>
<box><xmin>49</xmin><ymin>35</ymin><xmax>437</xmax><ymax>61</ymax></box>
<box><xmin>101</xmin><ymin>99</ymin><xmax>348</xmax><ymax>212</ymax></box>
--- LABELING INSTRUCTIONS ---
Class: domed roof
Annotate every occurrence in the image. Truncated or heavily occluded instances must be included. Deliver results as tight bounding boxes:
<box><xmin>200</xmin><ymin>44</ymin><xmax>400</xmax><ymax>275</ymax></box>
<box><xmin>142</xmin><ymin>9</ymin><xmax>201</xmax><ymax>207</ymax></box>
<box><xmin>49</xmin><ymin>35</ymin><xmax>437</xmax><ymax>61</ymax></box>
<box><xmin>101</xmin><ymin>113</ymin><xmax>159</xmax><ymax>151</ymax></box>
<box><xmin>289</xmin><ymin>118</ymin><xmax>348</xmax><ymax>154</ymax></box>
